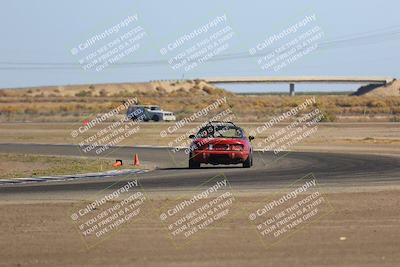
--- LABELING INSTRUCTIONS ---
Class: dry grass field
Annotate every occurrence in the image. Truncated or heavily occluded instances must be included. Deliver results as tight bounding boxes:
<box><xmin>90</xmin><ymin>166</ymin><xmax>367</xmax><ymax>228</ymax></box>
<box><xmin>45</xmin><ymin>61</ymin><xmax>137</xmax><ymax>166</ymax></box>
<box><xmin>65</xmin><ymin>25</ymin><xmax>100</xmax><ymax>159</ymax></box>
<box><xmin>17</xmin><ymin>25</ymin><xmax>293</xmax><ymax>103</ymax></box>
<box><xmin>0</xmin><ymin>153</ymin><xmax>130</xmax><ymax>179</ymax></box>
<box><xmin>1</xmin><ymin>80</ymin><xmax>400</xmax><ymax>123</ymax></box>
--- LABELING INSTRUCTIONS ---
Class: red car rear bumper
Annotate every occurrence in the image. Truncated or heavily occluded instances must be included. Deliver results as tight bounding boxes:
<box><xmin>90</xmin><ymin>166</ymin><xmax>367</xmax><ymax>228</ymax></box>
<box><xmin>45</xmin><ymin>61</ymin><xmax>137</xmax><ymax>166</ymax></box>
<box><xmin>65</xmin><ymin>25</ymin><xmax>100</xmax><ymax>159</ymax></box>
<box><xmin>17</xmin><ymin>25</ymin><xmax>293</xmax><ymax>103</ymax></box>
<box><xmin>191</xmin><ymin>150</ymin><xmax>250</xmax><ymax>164</ymax></box>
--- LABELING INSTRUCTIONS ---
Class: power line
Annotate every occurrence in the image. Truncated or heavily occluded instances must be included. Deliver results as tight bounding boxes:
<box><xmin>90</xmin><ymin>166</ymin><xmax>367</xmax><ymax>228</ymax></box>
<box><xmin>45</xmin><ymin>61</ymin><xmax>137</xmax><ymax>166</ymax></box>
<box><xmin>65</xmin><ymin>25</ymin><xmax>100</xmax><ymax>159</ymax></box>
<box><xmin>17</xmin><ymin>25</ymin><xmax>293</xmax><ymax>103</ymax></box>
<box><xmin>1</xmin><ymin>24</ymin><xmax>400</xmax><ymax>70</ymax></box>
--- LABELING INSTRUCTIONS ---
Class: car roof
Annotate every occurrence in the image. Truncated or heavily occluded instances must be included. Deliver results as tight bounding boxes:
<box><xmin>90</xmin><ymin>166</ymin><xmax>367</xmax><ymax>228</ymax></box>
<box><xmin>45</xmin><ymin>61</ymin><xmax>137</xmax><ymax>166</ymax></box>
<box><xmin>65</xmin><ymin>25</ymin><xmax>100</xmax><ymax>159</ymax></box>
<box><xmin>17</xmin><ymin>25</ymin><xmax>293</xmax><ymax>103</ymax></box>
<box><xmin>131</xmin><ymin>105</ymin><xmax>159</xmax><ymax>108</ymax></box>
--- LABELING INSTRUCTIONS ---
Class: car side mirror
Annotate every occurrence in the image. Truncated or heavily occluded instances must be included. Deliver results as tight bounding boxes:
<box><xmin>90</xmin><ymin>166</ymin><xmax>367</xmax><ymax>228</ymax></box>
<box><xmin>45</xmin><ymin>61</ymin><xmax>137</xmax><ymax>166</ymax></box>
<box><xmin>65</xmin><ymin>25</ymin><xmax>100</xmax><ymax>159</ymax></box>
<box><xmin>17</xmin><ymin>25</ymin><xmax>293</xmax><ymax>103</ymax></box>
<box><xmin>248</xmin><ymin>136</ymin><xmax>255</xmax><ymax>141</ymax></box>
<box><xmin>189</xmin><ymin>134</ymin><xmax>195</xmax><ymax>139</ymax></box>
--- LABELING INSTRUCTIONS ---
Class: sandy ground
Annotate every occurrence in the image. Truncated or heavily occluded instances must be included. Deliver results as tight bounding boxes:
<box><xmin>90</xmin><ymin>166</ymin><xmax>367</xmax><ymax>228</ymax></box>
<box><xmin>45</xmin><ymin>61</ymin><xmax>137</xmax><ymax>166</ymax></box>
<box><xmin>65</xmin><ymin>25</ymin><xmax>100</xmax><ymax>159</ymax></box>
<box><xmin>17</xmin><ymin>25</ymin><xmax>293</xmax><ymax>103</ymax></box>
<box><xmin>1</xmin><ymin>122</ymin><xmax>399</xmax><ymax>266</ymax></box>
<box><xmin>1</xmin><ymin>188</ymin><xmax>400</xmax><ymax>267</ymax></box>
<box><xmin>0</xmin><ymin>153</ymin><xmax>122</xmax><ymax>179</ymax></box>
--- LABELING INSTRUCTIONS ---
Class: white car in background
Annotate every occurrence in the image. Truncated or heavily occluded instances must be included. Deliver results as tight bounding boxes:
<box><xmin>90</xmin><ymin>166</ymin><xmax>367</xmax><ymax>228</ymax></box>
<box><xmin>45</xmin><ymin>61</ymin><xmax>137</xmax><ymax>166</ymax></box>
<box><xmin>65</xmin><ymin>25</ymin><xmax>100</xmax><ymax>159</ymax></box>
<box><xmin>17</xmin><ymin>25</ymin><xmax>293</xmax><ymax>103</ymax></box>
<box><xmin>127</xmin><ymin>105</ymin><xmax>176</xmax><ymax>122</ymax></box>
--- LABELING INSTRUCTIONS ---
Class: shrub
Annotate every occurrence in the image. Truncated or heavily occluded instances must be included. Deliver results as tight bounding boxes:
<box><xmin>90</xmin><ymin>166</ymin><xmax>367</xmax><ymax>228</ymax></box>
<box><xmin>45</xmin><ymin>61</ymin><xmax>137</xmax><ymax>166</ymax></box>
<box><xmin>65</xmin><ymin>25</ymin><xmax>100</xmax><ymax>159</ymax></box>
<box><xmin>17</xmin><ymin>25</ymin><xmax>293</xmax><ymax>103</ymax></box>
<box><xmin>319</xmin><ymin>110</ymin><xmax>336</xmax><ymax>122</ymax></box>
<box><xmin>99</xmin><ymin>89</ymin><xmax>108</xmax><ymax>97</ymax></box>
<box><xmin>202</xmin><ymin>86</ymin><xmax>214</xmax><ymax>94</ymax></box>
<box><xmin>155</xmin><ymin>86</ymin><xmax>166</xmax><ymax>93</ymax></box>
<box><xmin>75</xmin><ymin>90</ymin><xmax>92</xmax><ymax>97</ymax></box>
<box><xmin>335</xmin><ymin>98</ymin><xmax>355</xmax><ymax>107</ymax></box>
<box><xmin>390</xmin><ymin>116</ymin><xmax>400</xmax><ymax>122</ymax></box>
<box><xmin>366</xmin><ymin>100</ymin><xmax>386</xmax><ymax>108</ymax></box>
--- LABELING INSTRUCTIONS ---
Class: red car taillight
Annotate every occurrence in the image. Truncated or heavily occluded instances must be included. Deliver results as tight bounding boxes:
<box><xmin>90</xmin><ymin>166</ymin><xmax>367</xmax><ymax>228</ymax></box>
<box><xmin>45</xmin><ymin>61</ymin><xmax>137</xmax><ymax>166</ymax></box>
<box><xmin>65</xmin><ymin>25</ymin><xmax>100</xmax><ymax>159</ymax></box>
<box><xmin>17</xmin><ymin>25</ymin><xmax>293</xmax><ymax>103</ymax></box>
<box><xmin>193</xmin><ymin>142</ymin><xmax>208</xmax><ymax>150</ymax></box>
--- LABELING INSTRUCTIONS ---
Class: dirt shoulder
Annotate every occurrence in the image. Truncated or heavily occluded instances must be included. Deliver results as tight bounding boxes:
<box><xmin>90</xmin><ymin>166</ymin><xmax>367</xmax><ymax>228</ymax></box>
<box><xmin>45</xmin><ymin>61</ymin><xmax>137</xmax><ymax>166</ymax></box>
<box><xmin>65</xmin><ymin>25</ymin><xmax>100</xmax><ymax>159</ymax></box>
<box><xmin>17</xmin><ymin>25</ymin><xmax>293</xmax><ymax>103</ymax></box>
<box><xmin>0</xmin><ymin>153</ymin><xmax>132</xmax><ymax>179</ymax></box>
<box><xmin>1</xmin><ymin>189</ymin><xmax>399</xmax><ymax>267</ymax></box>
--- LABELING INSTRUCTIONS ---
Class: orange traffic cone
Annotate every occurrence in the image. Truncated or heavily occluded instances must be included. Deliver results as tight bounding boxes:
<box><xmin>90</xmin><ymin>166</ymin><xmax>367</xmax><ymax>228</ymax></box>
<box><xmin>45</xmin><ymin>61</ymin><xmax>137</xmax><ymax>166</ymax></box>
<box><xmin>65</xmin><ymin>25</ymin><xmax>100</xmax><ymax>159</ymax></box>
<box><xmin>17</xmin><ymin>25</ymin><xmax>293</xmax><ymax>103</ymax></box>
<box><xmin>133</xmin><ymin>154</ymin><xmax>140</xmax><ymax>166</ymax></box>
<box><xmin>113</xmin><ymin>160</ymin><xmax>122</xmax><ymax>167</ymax></box>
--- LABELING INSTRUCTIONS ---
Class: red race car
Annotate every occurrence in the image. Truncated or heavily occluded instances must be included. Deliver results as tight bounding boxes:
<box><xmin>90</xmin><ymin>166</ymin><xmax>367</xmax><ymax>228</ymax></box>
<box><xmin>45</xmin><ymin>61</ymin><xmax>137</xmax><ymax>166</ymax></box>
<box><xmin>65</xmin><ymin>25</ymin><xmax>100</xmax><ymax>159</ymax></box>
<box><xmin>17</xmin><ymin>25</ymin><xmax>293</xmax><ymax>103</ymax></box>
<box><xmin>188</xmin><ymin>121</ymin><xmax>254</xmax><ymax>168</ymax></box>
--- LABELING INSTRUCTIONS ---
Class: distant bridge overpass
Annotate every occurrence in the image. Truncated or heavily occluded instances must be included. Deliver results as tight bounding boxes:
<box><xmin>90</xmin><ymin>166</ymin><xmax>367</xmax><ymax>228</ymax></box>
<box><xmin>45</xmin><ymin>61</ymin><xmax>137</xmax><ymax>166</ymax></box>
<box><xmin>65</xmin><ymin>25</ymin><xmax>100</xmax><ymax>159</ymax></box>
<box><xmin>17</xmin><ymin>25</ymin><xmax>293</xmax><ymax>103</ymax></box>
<box><xmin>202</xmin><ymin>76</ymin><xmax>395</xmax><ymax>95</ymax></box>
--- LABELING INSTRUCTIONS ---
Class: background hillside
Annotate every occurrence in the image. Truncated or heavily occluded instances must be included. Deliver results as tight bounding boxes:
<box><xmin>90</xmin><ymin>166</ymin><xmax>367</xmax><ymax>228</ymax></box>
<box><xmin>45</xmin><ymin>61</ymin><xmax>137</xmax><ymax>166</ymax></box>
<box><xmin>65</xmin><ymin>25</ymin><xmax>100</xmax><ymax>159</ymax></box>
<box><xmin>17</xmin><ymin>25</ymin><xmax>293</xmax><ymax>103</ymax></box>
<box><xmin>1</xmin><ymin>80</ymin><xmax>399</xmax><ymax>122</ymax></box>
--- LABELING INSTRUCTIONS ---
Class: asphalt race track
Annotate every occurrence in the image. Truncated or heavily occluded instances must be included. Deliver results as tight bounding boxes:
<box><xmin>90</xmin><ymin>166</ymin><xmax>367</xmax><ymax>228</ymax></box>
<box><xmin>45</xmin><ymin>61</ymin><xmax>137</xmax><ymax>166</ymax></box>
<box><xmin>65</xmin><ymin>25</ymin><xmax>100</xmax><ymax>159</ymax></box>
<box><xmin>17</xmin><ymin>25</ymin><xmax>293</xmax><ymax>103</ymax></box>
<box><xmin>0</xmin><ymin>143</ymin><xmax>399</xmax><ymax>194</ymax></box>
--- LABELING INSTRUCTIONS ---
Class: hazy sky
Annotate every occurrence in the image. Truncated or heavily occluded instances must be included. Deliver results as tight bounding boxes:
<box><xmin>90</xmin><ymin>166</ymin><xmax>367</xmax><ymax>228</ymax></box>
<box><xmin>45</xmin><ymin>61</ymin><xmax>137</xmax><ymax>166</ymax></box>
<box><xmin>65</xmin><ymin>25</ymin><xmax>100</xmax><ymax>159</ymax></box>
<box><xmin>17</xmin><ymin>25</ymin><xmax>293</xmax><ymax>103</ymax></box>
<box><xmin>0</xmin><ymin>0</ymin><xmax>399</xmax><ymax>92</ymax></box>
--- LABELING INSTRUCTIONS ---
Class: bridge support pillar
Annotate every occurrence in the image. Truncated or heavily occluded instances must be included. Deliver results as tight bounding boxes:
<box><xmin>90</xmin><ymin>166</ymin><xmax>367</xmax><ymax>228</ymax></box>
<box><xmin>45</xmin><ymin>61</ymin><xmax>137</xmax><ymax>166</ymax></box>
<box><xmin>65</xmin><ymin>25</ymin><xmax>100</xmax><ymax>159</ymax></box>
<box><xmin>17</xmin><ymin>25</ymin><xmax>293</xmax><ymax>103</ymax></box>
<box><xmin>289</xmin><ymin>83</ymin><xmax>295</xmax><ymax>96</ymax></box>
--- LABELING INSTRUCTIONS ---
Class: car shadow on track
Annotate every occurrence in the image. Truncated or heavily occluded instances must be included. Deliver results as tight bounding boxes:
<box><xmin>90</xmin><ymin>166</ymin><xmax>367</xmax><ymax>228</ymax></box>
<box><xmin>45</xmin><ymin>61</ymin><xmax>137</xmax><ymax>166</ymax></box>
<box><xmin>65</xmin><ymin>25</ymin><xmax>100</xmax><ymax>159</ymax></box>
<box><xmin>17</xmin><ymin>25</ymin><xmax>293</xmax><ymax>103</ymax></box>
<box><xmin>157</xmin><ymin>166</ymin><xmax>245</xmax><ymax>170</ymax></box>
